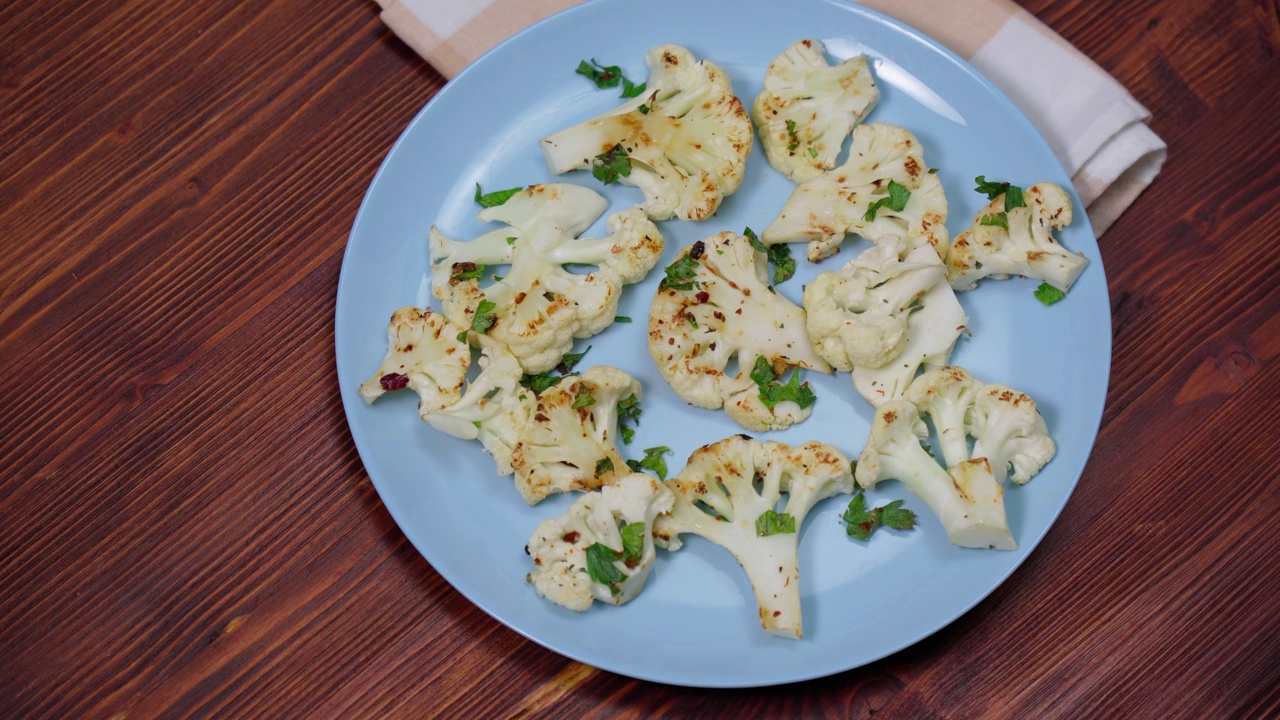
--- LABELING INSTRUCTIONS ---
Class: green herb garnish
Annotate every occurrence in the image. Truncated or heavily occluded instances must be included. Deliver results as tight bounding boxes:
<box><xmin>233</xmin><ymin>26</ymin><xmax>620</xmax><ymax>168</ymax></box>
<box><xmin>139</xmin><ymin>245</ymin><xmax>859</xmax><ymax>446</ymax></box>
<box><xmin>974</xmin><ymin>175</ymin><xmax>1026</xmax><ymax>211</ymax></box>
<box><xmin>572</xmin><ymin>386</ymin><xmax>596</xmax><ymax>409</ymax></box>
<box><xmin>743</xmin><ymin>227</ymin><xmax>795</xmax><ymax>285</ymax></box>
<box><xmin>626</xmin><ymin>446</ymin><xmax>671</xmax><ymax>480</ymax></box>
<box><xmin>592</xmin><ymin>143</ymin><xmax>632</xmax><ymax>184</ymax></box>
<box><xmin>520</xmin><ymin>371</ymin><xmax>573</xmax><ymax>394</ymax></box>
<box><xmin>979</xmin><ymin>212</ymin><xmax>1009</xmax><ymax>230</ymax></box>
<box><xmin>620</xmin><ymin>522</ymin><xmax>645</xmax><ymax>566</ymax></box>
<box><xmin>864</xmin><ymin>179</ymin><xmax>912</xmax><ymax>221</ymax></box>
<box><xmin>842</xmin><ymin>491</ymin><xmax>917</xmax><ymax>540</ymax></box>
<box><xmin>585</xmin><ymin>542</ymin><xmax>627</xmax><ymax>593</ymax></box>
<box><xmin>614</xmin><ymin>316</ymin><xmax>632</xmax><ymax>323</ymax></box>
<box><xmin>575</xmin><ymin>59</ymin><xmax>646</xmax><ymax>97</ymax></box>
<box><xmin>1034</xmin><ymin>283</ymin><xmax>1066</xmax><ymax>306</ymax></box>
<box><xmin>785</xmin><ymin>119</ymin><xmax>800</xmax><ymax>153</ymax></box>
<box><xmin>474</xmin><ymin>183</ymin><xmax>522</xmax><ymax>208</ymax></box>
<box><xmin>596</xmin><ymin>457</ymin><xmax>614</xmax><ymax>477</ymax></box>
<box><xmin>750</xmin><ymin>358</ymin><xmax>816</xmax><ymax>410</ymax></box>
<box><xmin>470</xmin><ymin>299</ymin><xmax>498</xmax><ymax>334</ymax></box>
<box><xmin>617</xmin><ymin>394</ymin><xmax>641</xmax><ymax>445</ymax></box>
<box><xmin>659</xmin><ymin>254</ymin><xmax>701</xmax><ymax>291</ymax></box>
<box><xmin>450</xmin><ymin>263</ymin><xmax>484</xmax><ymax>282</ymax></box>
<box><xmin>755</xmin><ymin>509</ymin><xmax>796</xmax><ymax>536</ymax></box>
<box><xmin>557</xmin><ymin>346</ymin><xmax>590</xmax><ymax>374</ymax></box>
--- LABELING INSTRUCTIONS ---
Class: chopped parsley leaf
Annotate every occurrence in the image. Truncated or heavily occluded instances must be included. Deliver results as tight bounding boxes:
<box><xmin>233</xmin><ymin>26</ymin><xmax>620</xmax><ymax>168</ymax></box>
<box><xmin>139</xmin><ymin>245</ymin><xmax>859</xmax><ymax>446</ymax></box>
<box><xmin>571</xmin><ymin>386</ymin><xmax>596</xmax><ymax>409</ymax></box>
<box><xmin>450</xmin><ymin>263</ymin><xmax>484</xmax><ymax>282</ymax></box>
<box><xmin>842</xmin><ymin>490</ymin><xmax>917</xmax><ymax>540</ymax></box>
<box><xmin>595</xmin><ymin>457</ymin><xmax>614</xmax><ymax>477</ymax></box>
<box><xmin>979</xmin><ymin>212</ymin><xmax>1009</xmax><ymax>230</ymax></box>
<box><xmin>974</xmin><ymin>175</ymin><xmax>1026</xmax><ymax>211</ymax></box>
<box><xmin>474</xmin><ymin>183</ymin><xmax>522</xmax><ymax>208</ymax></box>
<box><xmin>750</xmin><ymin>358</ymin><xmax>816</xmax><ymax>410</ymax></box>
<box><xmin>585</xmin><ymin>542</ymin><xmax>626</xmax><ymax>593</ymax></box>
<box><xmin>557</xmin><ymin>346</ymin><xmax>591</xmax><ymax>374</ymax></box>
<box><xmin>575</xmin><ymin>58</ymin><xmax>645</xmax><ymax>97</ymax></box>
<box><xmin>659</xmin><ymin>254</ymin><xmax>701</xmax><ymax>291</ymax></box>
<box><xmin>1034</xmin><ymin>283</ymin><xmax>1066</xmax><ymax>305</ymax></box>
<box><xmin>743</xmin><ymin>227</ymin><xmax>795</xmax><ymax>285</ymax></box>
<box><xmin>755</xmin><ymin>509</ymin><xmax>796</xmax><ymax>536</ymax></box>
<box><xmin>592</xmin><ymin>143</ymin><xmax>632</xmax><ymax>184</ymax></box>
<box><xmin>620</xmin><ymin>522</ymin><xmax>646</xmax><ymax>565</ymax></box>
<box><xmin>864</xmin><ymin>179</ymin><xmax>912</xmax><ymax>222</ymax></box>
<box><xmin>470</xmin><ymin>300</ymin><xmax>498</xmax><ymax>334</ymax></box>
<box><xmin>626</xmin><ymin>446</ymin><xmax>671</xmax><ymax>480</ymax></box>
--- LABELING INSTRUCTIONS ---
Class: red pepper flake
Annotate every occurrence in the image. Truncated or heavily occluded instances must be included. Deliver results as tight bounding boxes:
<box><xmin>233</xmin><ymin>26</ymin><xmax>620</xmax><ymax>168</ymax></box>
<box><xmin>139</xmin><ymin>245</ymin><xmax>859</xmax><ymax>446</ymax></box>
<box><xmin>695</xmin><ymin>290</ymin><xmax>710</xmax><ymax>304</ymax></box>
<box><xmin>562</xmin><ymin>531</ymin><xmax>581</xmax><ymax>543</ymax></box>
<box><xmin>380</xmin><ymin>373</ymin><xmax>409</xmax><ymax>391</ymax></box>
<box><xmin>689</xmin><ymin>241</ymin><xmax>706</xmax><ymax>259</ymax></box>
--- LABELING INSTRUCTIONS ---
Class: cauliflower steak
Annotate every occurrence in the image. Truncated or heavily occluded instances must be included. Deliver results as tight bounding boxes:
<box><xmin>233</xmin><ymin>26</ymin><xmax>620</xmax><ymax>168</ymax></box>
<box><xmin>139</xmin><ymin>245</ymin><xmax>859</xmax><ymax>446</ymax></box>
<box><xmin>648</xmin><ymin>232</ymin><xmax>830</xmax><ymax>432</ymax></box>
<box><xmin>541</xmin><ymin>44</ymin><xmax>753</xmax><ymax>221</ymax></box>
<box><xmin>654</xmin><ymin>436</ymin><xmax>853</xmax><ymax>639</ymax></box>
<box><xmin>857</xmin><ymin>366</ymin><xmax>1056</xmax><ymax>550</ymax></box>
<box><xmin>430</xmin><ymin>183</ymin><xmax>663</xmax><ymax>374</ymax></box>
<box><xmin>753</xmin><ymin>39</ymin><xmax>879</xmax><ymax>183</ymax></box>
<box><xmin>526</xmin><ymin>473</ymin><xmax>674</xmax><ymax>610</ymax></box>
<box><xmin>762</xmin><ymin>123</ymin><xmax>948</xmax><ymax>262</ymax></box>
<box><xmin>803</xmin><ymin>234</ymin><xmax>968</xmax><ymax>406</ymax></box>
<box><xmin>946</xmin><ymin>181</ymin><xmax>1087</xmax><ymax>292</ymax></box>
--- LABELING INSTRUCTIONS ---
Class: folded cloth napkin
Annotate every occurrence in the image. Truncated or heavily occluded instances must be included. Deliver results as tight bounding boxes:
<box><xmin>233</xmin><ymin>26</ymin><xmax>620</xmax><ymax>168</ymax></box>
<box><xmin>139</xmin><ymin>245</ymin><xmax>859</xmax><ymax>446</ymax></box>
<box><xmin>374</xmin><ymin>0</ymin><xmax>1165</xmax><ymax>236</ymax></box>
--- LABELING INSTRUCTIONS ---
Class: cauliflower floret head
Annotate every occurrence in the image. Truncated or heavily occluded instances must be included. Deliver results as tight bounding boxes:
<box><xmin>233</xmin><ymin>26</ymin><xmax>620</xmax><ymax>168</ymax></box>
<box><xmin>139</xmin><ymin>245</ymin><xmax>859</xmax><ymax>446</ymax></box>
<box><xmin>752</xmin><ymin>39</ymin><xmax>879</xmax><ymax>183</ymax></box>
<box><xmin>653</xmin><ymin>436</ymin><xmax>853</xmax><ymax>639</ymax></box>
<box><xmin>511</xmin><ymin>365</ymin><xmax>642</xmax><ymax>505</ymax></box>
<box><xmin>970</xmin><ymin>383</ymin><xmax>1057</xmax><ymax>485</ymax></box>
<box><xmin>526</xmin><ymin>473</ymin><xmax>674</xmax><ymax>611</ymax></box>
<box><xmin>816</xmin><ymin>236</ymin><xmax>969</xmax><ymax>407</ymax></box>
<box><xmin>421</xmin><ymin>336</ymin><xmax>534</xmax><ymax>476</ymax></box>
<box><xmin>762</xmin><ymin>123</ymin><xmax>949</xmax><ymax>262</ymax></box>
<box><xmin>946</xmin><ymin>182</ymin><xmax>1087</xmax><ymax>292</ymax></box>
<box><xmin>803</xmin><ymin>234</ymin><xmax>956</xmax><ymax>374</ymax></box>
<box><xmin>359</xmin><ymin>307</ymin><xmax>469</xmax><ymax>416</ymax></box>
<box><xmin>430</xmin><ymin>183</ymin><xmax>663</xmax><ymax>374</ymax></box>
<box><xmin>647</xmin><ymin>232</ymin><xmax>831</xmax><ymax>432</ymax></box>
<box><xmin>541</xmin><ymin>44</ymin><xmax>753</xmax><ymax>221</ymax></box>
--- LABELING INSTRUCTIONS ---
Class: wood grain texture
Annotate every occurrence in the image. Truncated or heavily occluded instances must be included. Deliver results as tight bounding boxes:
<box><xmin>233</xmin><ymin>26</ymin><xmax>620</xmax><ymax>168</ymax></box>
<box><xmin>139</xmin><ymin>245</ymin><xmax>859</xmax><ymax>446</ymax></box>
<box><xmin>1</xmin><ymin>0</ymin><xmax>1277</xmax><ymax>717</ymax></box>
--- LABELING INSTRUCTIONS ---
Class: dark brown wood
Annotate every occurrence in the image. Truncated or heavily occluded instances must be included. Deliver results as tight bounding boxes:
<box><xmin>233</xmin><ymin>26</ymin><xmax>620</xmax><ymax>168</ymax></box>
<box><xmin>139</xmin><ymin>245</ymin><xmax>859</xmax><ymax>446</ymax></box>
<box><xmin>1</xmin><ymin>0</ymin><xmax>1277</xmax><ymax>717</ymax></box>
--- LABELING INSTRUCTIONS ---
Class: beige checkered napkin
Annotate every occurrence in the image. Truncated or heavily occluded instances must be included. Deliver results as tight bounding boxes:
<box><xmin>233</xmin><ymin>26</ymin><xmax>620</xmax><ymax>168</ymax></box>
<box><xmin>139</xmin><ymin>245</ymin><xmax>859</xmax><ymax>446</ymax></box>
<box><xmin>374</xmin><ymin>0</ymin><xmax>1164</xmax><ymax>235</ymax></box>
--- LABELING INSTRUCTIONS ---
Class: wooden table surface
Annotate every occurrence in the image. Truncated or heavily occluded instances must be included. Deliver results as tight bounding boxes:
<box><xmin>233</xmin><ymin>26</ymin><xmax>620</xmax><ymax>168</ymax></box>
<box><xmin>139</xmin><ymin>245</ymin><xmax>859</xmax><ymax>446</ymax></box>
<box><xmin>3</xmin><ymin>0</ymin><xmax>1278</xmax><ymax>717</ymax></box>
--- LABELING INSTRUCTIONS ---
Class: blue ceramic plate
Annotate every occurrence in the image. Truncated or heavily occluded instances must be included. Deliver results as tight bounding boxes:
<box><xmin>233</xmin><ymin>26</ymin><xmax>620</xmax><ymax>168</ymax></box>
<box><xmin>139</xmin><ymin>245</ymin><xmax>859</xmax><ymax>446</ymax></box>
<box><xmin>336</xmin><ymin>0</ymin><xmax>1110</xmax><ymax>688</ymax></box>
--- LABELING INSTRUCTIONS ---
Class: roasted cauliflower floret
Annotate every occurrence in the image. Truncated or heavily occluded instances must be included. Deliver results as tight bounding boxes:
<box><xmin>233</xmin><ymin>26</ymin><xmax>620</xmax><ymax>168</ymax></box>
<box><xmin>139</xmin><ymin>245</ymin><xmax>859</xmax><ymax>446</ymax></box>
<box><xmin>359</xmin><ymin>307</ymin><xmax>469</xmax><ymax>417</ymax></box>
<box><xmin>647</xmin><ymin>232</ymin><xmax>830</xmax><ymax>432</ymax></box>
<box><xmin>541</xmin><ymin>44</ymin><xmax>753</xmax><ymax>221</ymax></box>
<box><xmin>946</xmin><ymin>182</ymin><xmax>1087</xmax><ymax>292</ymax></box>
<box><xmin>800</xmin><ymin>233</ymin><xmax>968</xmax><ymax>406</ymax></box>
<box><xmin>430</xmin><ymin>183</ymin><xmax>663</xmax><ymax>374</ymax></box>
<box><xmin>752</xmin><ymin>39</ymin><xmax>879</xmax><ymax>183</ymax></box>
<box><xmin>856</xmin><ymin>366</ymin><xmax>1057</xmax><ymax>550</ymax></box>
<box><xmin>762</xmin><ymin>123</ymin><xmax>949</xmax><ymax>262</ymax></box>
<box><xmin>654</xmin><ymin>436</ymin><xmax>853</xmax><ymax>639</ymax></box>
<box><xmin>511</xmin><ymin>366</ymin><xmax>642</xmax><ymax>505</ymax></box>
<box><xmin>422</xmin><ymin>336</ymin><xmax>534</xmax><ymax>476</ymax></box>
<box><xmin>526</xmin><ymin>473</ymin><xmax>674</xmax><ymax>610</ymax></box>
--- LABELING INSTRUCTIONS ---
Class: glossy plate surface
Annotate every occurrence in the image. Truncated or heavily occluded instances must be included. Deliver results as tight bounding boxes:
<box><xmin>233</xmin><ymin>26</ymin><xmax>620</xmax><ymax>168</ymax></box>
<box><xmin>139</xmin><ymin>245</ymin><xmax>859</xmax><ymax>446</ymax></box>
<box><xmin>335</xmin><ymin>0</ymin><xmax>1110</xmax><ymax>688</ymax></box>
